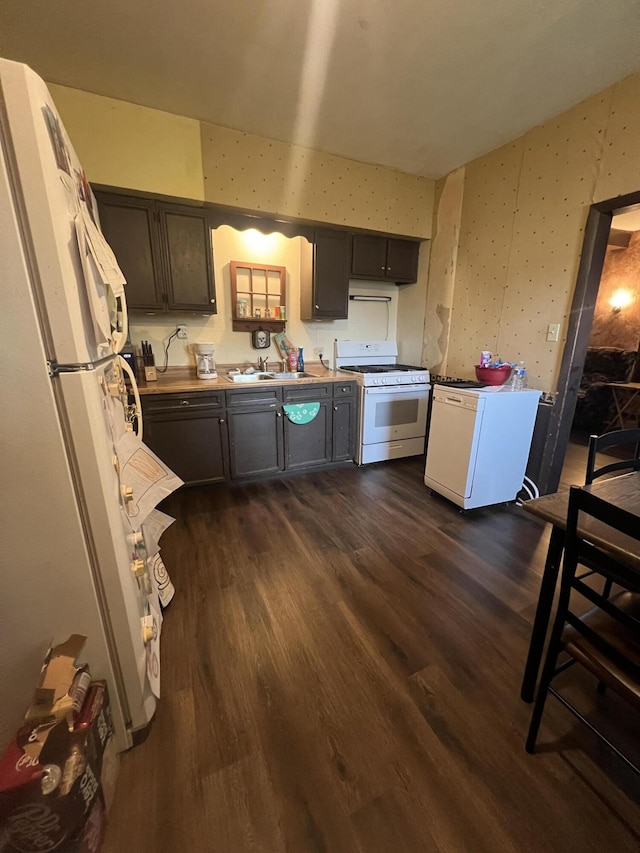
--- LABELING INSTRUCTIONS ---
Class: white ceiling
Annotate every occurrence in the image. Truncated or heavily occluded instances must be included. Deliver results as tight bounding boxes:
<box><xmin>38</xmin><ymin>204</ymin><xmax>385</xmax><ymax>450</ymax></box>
<box><xmin>613</xmin><ymin>210</ymin><xmax>640</xmax><ymax>231</ymax></box>
<box><xmin>1</xmin><ymin>0</ymin><xmax>639</xmax><ymax>178</ymax></box>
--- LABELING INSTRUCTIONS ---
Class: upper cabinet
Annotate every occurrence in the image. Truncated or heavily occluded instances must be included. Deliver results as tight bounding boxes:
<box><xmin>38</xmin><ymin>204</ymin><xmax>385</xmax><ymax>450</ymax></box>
<box><xmin>300</xmin><ymin>228</ymin><xmax>351</xmax><ymax>320</ymax></box>
<box><xmin>351</xmin><ymin>234</ymin><xmax>420</xmax><ymax>284</ymax></box>
<box><xmin>94</xmin><ymin>190</ymin><xmax>217</xmax><ymax>313</ymax></box>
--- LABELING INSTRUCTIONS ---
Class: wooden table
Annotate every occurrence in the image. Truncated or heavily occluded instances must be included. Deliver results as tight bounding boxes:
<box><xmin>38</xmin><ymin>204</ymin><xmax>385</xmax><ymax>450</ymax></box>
<box><xmin>605</xmin><ymin>381</ymin><xmax>640</xmax><ymax>430</ymax></box>
<box><xmin>520</xmin><ymin>471</ymin><xmax>640</xmax><ymax>702</ymax></box>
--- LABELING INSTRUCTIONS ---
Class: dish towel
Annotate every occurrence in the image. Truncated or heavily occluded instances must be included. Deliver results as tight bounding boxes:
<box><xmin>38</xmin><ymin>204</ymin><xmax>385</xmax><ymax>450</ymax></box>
<box><xmin>283</xmin><ymin>402</ymin><xmax>320</xmax><ymax>424</ymax></box>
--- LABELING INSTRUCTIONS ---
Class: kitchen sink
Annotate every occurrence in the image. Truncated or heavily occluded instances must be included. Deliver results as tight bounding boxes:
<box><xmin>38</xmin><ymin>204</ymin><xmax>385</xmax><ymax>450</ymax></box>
<box><xmin>224</xmin><ymin>372</ymin><xmax>275</xmax><ymax>383</ymax></box>
<box><xmin>269</xmin><ymin>372</ymin><xmax>316</xmax><ymax>380</ymax></box>
<box><xmin>224</xmin><ymin>371</ymin><xmax>317</xmax><ymax>383</ymax></box>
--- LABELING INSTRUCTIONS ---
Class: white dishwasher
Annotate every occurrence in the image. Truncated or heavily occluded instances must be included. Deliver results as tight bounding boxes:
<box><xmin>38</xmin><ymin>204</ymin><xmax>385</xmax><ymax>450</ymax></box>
<box><xmin>424</xmin><ymin>384</ymin><xmax>541</xmax><ymax>509</ymax></box>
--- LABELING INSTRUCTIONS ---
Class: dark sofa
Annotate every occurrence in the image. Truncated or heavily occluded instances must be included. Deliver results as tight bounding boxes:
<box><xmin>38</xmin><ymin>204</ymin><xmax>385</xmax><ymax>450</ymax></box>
<box><xmin>572</xmin><ymin>346</ymin><xmax>638</xmax><ymax>434</ymax></box>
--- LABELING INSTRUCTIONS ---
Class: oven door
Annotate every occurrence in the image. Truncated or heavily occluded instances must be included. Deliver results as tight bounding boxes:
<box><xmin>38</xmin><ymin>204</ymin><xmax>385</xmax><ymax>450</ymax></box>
<box><xmin>361</xmin><ymin>384</ymin><xmax>430</xmax><ymax>445</ymax></box>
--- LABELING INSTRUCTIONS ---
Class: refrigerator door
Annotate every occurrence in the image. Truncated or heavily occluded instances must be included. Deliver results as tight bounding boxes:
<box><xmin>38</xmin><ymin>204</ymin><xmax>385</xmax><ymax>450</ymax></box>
<box><xmin>0</xmin><ymin>144</ymin><xmax>147</xmax><ymax>751</ymax></box>
<box><xmin>0</xmin><ymin>58</ymin><xmax>126</xmax><ymax>365</ymax></box>
<box><xmin>57</xmin><ymin>362</ymin><xmax>157</xmax><ymax>736</ymax></box>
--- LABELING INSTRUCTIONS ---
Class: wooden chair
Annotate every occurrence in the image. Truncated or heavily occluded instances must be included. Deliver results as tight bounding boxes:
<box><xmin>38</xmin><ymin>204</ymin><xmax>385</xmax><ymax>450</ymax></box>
<box><xmin>525</xmin><ymin>486</ymin><xmax>640</xmax><ymax>774</ymax></box>
<box><xmin>585</xmin><ymin>428</ymin><xmax>640</xmax><ymax>484</ymax></box>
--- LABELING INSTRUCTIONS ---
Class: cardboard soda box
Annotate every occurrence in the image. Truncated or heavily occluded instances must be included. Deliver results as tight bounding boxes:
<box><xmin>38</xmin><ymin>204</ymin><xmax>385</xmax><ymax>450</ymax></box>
<box><xmin>0</xmin><ymin>637</ymin><xmax>114</xmax><ymax>853</ymax></box>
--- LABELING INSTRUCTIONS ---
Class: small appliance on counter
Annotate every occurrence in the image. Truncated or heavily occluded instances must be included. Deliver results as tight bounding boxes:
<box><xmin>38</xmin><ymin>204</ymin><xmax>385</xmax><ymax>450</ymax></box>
<box><xmin>195</xmin><ymin>342</ymin><xmax>217</xmax><ymax>379</ymax></box>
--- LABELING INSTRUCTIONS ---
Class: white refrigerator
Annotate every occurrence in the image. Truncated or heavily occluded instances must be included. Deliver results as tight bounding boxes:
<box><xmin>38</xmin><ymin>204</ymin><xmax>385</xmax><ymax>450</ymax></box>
<box><xmin>0</xmin><ymin>59</ymin><xmax>180</xmax><ymax>752</ymax></box>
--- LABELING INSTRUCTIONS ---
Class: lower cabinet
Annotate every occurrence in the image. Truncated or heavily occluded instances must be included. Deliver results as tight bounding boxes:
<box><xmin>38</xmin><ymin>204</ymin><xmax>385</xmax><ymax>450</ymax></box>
<box><xmin>141</xmin><ymin>381</ymin><xmax>357</xmax><ymax>485</ymax></box>
<box><xmin>283</xmin><ymin>399</ymin><xmax>332</xmax><ymax>470</ymax></box>
<box><xmin>227</xmin><ymin>407</ymin><xmax>285</xmax><ymax>478</ymax></box>
<box><xmin>332</xmin><ymin>398</ymin><xmax>356</xmax><ymax>462</ymax></box>
<box><xmin>142</xmin><ymin>392</ymin><xmax>229</xmax><ymax>485</ymax></box>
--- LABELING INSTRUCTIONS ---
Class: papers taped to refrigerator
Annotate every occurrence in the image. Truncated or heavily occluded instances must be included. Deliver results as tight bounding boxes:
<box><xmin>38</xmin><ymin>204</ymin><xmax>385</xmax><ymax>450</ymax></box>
<box><xmin>116</xmin><ymin>432</ymin><xmax>183</xmax><ymax>527</ymax></box>
<box><xmin>142</xmin><ymin>509</ymin><xmax>175</xmax><ymax>556</ymax></box>
<box><xmin>74</xmin><ymin>209</ymin><xmax>126</xmax><ymax>352</ymax></box>
<box><xmin>142</xmin><ymin>510</ymin><xmax>176</xmax><ymax>607</ymax></box>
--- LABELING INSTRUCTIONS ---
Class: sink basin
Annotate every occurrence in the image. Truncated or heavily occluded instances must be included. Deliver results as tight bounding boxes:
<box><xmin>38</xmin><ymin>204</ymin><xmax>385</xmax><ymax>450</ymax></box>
<box><xmin>224</xmin><ymin>372</ymin><xmax>275</xmax><ymax>383</ymax></box>
<box><xmin>269</xmin><ymin>372</ymin><xmax>316</xmax><ymax>380</ymax></box>
<box><xmin>224</xmin><ymin>371</ymin><xmax>317</xmax><ymax>383</ymax></box>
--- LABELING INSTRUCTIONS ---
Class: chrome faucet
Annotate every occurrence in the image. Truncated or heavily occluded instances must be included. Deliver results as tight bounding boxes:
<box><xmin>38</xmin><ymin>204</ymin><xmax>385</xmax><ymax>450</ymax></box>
<box><xmin>258</xmin><ymin>356</ymin><xmax>269</xmax><ymax>372</ymax></box>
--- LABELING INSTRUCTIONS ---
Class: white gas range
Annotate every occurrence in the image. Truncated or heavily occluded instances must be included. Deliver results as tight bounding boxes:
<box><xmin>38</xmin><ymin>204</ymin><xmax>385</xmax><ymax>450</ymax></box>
<box><xmin>335</xmin><ymin>341</ymin><xmax>430</xmax><ymax>465</ymax></box>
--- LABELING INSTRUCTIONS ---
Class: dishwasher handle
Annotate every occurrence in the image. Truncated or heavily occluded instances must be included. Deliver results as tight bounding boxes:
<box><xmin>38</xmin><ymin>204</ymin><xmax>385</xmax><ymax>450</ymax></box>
<box><xmin>433</xmin><ymin>391</ymin><xmax>479</xmax><ymax>410</ymax></box>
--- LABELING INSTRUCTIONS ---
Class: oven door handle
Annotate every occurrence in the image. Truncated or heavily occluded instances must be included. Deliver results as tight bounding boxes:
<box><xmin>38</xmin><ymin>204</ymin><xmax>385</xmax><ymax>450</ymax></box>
<box><xmin>363</xmin><ymin>384</ymin><xmax>430</xmax><ymax>396</ymax></box>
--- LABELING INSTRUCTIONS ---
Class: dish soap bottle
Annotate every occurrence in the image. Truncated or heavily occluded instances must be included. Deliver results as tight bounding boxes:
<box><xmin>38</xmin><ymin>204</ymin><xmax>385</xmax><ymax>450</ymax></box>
<box><xmin>289</xmin><ymin>348</ymin><xmax>298</xmax><ymax>372</ymax></box>
<box><xmin>297</xmin><ymin>347</ymin><xmax>304</xmax><ymax>372</ymax></box>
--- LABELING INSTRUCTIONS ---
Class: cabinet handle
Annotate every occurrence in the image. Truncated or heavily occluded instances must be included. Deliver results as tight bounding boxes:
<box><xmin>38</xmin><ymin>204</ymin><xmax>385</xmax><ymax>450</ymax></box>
<box><xmin>315</xmin><ymin>304</ymin><xmax>320</xmax><ymax>309</ymax></box>
<box><xmin>180</xmin><ymin>400</ymin><xmax>190</xmax><ymax>406</ymax></box>
<box><xmin>276</xmin><ymin>412</ymin><xmax>282</xmax><ymax>418</ymax></box>
<box><xmin>381</xmin><ymin>266</ymin><xmax>385</xmax><ymax>271</ymax></box>
<box><xmin>210</xmin><ymin>298</ymin><xmax>215</xmax><ymax>304</ymax></box>
<box><xmin>219</xmin><ymin>419</ymin><xmax>225</xmax><ymax>424</ymax></box>
<box><xmin>333</xmin><ymin>406</ymin><xmax>338</xmax><ymax>411</ymax></box>
<box><xmin>387</xmin><ymin>267</ymin><xmax>391</xmax><ymax>272</ymax></box>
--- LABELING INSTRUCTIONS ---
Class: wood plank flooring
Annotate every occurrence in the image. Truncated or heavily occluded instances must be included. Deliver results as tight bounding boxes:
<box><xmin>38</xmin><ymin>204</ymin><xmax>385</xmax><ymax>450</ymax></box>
<box><xmin>104</xmin><ymin>455</ymin><xmax>640</xmax><ymax>852</ymax></box>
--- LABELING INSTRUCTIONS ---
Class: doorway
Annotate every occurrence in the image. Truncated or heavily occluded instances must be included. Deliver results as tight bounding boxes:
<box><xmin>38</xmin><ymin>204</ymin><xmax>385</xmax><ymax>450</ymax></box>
<box><xmin>537</xmin><ymin>190</ymin><xmax>640</xmax><ymax>494</ymax></box>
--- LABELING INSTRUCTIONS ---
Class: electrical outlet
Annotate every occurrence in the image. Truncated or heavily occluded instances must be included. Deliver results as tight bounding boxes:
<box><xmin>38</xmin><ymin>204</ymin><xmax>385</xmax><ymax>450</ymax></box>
<box><xmin>313</xmin><ymin>348</ymin><xmax>323</xmax><ymax>358</ymax></box>
<box><xmin>176</xmin><ymin>325</ymin><xmax>188</xmax><ymax>339</ymax></box>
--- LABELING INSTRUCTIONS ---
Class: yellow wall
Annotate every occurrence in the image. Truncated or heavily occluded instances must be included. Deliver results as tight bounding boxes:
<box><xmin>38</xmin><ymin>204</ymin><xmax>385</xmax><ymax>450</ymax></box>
<box><xmin>48</xmin><ymin>84</ymin><xmax>205</xmax><ymax>200</ymax></box>
<box><xmin>48</xmin><ymin>83</ymin><xmax>434</xmax><ymax>238</ymax></box>
<box><xmin>426</xmin><ymin>72</ymin><xmax>640</xmax><ymax>392</ymax></box>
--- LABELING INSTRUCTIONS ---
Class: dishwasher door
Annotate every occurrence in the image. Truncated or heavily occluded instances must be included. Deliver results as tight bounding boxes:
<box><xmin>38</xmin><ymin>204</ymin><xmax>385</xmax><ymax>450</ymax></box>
<box><xmin>424</xmin><ymin>389</ymin><xmax>484</xmax><ymax>499</ymax></box>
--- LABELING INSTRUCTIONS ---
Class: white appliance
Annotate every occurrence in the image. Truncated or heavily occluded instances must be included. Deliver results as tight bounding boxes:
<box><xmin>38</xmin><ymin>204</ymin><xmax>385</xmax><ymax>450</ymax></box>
<box><xmin>424</xmin><ymin>384</ymin><xmax>541</xmax><ymax>509</ymax></box>
<box><xmin>335</xmin><ymin>341</ymin><xmax>430</xmax><ymax>464</ymax></box>
<box><xmin>0</xmin><ymin>59</ymin><xmax>179</xmax><ymax>751</ymax></box>
<box><xmin>194</xmin><ymin>342</ymin><xmax>217</xmax><ymax>379</ymax></box>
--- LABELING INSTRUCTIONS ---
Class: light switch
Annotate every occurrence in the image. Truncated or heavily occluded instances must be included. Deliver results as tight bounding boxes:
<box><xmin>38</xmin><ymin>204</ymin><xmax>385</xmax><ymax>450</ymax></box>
<box><xmin>546</xmin><ymin>323</ymin><xmax>561</xmax><ymax>342</ymax></box>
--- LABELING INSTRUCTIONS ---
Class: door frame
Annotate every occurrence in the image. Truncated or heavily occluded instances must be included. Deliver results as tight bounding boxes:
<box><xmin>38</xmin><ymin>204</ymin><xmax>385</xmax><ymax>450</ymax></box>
<box><xmin>538</xmin><ymin>189</ymin><xmax>640</xmax><ymax>493</ymax></box>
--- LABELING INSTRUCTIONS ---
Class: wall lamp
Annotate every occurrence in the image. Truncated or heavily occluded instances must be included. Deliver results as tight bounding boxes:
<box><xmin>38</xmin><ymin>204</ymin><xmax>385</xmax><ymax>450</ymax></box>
<box><xmin>610</xmin><ymin>288</ymin><xmax>633</xmax><ymax>313</ymax></box>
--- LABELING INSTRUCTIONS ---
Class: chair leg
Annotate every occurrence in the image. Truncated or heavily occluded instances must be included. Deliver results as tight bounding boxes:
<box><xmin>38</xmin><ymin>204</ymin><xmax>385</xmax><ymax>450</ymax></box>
<box><xmin>526</xmin><ymin>652</ymin><xmax>557</xmax><ymax>753</ymax></box>
<box><xmin>603</xmin><ymin>578</ymin><xmax>613</xmax><ymax>599</ymax></box>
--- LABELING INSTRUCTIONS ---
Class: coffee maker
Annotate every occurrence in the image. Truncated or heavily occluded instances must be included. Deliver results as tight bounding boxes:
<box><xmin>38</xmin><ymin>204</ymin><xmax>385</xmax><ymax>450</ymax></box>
<box><xmin>194</xmin><ymin>343</ymin><xmax>217</xmax><ymax>380</ymax></box>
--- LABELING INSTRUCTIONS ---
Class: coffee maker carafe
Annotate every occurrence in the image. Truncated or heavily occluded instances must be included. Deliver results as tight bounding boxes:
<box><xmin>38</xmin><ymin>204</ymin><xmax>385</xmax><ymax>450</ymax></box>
<box><xmin>195</xmin><ymin>343</ymin><xmax>217</xmax><ymax>380</ymax></box>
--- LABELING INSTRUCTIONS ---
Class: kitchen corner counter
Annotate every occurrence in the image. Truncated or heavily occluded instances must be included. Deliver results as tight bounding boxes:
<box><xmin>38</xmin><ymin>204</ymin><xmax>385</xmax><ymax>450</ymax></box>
<box><xmin>137</xmin><ymin>364</ymin><xmax>349</xmax><ymax>395</ymax></box>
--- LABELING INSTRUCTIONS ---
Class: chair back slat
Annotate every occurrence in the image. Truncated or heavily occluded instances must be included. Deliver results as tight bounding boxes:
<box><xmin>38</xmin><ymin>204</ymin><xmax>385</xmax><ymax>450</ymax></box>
<box><xmin>586</xmin><ymin>428</ymin><xmax>640</xmax><ymax>485</ymax></box>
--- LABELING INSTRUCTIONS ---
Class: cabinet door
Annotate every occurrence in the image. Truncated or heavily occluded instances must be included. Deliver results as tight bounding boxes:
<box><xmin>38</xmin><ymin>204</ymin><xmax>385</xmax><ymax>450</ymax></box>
<box><xmin>385</xmin><ymin>239</ymin><xmax>420</xmax><ymax>283</ymax></box>
<box><xmin>332</xmin><ymin>397</ymin><xmax>356</xmax><ymax>462</ymax></box>
<box><xmin>160</xmin><ymin>206</ymin><xmax>217</xmax><ymax>312</ymax></box>
<box><xmin>227</xmin><ymin>407</ymin><xmax>284</xmax><ymax>478</ymax></box>
<box><xmin>351</xmin><ymin>234</ymin><xmax>388</xmax><ymax>279</ymax></box>
<box><xmin>144</xmin><ymin>411</ymin><xmax>229</xmax><ymax>485</ymax></box>
<box><xmin>311</xmin><ymin>229</ymin><xmax>350</xmax><ymax>319</ymax></box>
<box><xmin>95</xmin><ymin>192</ymin><xmax>165</xmax><ymax>310</ymax></box>
<box><xmin>283</xmin><ymin>400</ymin><xmax>332</xmax><ymax>470</ymax></box>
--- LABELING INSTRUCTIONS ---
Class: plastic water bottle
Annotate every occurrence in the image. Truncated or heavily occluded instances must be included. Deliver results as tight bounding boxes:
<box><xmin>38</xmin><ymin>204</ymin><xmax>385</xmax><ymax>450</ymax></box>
<box><xmin>512</xmin><ymin>361</ymin><xmax>526</xmax><ymax>391</ymax></box>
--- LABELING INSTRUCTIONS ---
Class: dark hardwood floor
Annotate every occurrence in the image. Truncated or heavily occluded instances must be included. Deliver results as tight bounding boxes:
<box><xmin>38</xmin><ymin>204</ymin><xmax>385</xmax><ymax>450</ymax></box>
<box><xmin>104</xmin><ymin>454</ymin><xmax>640</xmax><ymax>853</ymax></box>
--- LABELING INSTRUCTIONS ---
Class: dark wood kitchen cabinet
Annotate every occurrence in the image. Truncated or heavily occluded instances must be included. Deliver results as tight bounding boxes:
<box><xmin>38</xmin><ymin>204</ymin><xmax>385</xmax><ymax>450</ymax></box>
<box><xmin>226</xmin><ymin>387</ymin><xmax>284</xmax><ymax>479</ymax></box>
<box><xmin>331</xmin><ymin>381</ymin><xmax>357</xmax><ymax>462</ymax></box>
<box><xmin>351</xmin><ymin>234</ymin><xmax>420</xmax><ymax>283</ymax></box>
<box><xmin>94</xmin><ymin>190</ymin><xmax>217</xmax><ymax>313</ymax></box>
<box><xmin>301</xmin><ymin>228</ymin><xmax>351</xmax><ymax>320</ymax></box>
<box><xmin>141</xmin><ymin>391</ymin><xmax>228</xmax><ymax>485</ymax></box>
<box><xmin>282</xmin><ymin>384</ymin><xmax>332</xmax><ymax>470</ymax></box>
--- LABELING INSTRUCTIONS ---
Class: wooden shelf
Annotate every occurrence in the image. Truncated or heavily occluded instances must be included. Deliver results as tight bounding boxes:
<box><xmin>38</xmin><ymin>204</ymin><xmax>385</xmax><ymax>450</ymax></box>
<box><xmin>230</xmin><ymin>261</ymin><xmax>286</xmax><ymax>328</ymax></box>
<box><xmin>232</xmin><ymin>318</ymin><xmax>286</xmax><ymax>333</ymax></box>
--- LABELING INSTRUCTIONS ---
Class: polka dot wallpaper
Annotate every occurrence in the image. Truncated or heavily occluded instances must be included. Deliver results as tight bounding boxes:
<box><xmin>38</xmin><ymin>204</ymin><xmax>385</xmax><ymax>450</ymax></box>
<box><xmin>200</xmin><ymin>122</ymin><xmax>434</xmax><ymax>239</ymax></box>
<box><xmin>437</xmin><ymin>73</ymin><xmax>640</xmax><ymax>392</ymax></box>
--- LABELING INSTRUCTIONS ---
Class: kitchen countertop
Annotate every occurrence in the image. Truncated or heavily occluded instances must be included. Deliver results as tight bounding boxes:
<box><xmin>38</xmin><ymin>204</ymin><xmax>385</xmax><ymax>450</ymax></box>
<box><xmin>137</xmin><ymin>364</ymin><xmax>353</xmax><ymax>395</ymax></box>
